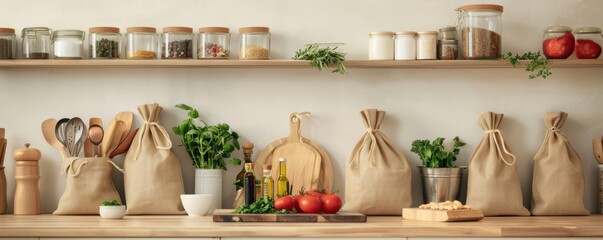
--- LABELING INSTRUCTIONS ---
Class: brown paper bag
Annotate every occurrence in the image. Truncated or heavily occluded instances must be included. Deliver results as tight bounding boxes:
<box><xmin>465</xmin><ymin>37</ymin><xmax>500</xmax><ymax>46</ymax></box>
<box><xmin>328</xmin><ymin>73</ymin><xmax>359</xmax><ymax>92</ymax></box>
<box><xmin>124</xmin><ymin>103</ymin><xmax>185</xmax><ymax>215</ymax></box>
<box><xmin>53</xmin><ymin>157</ymin><xmax>123</xmax><ymax>215</ymax></box>
<box><xmin>466</xmin><ymin>112</ymin><xmax>529</xmax><ymax>216</ymax></box>
<box><xmin>343</xmin><ymin>109</ymin><xmax>412</xmax><ymax>215</ymax></box>
<box><xmin>531</xmin><ymin>112</ymin><xmax>589</xmax><ymax>215</ymax></box>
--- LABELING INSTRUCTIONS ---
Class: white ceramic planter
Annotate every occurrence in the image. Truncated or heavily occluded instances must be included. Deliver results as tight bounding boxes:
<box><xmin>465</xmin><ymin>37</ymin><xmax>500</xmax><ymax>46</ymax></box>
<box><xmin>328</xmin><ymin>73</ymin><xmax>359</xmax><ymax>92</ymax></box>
<box><xmin>181</xmin><ymin>194</ymin><xmax>213</xmax><ymax>216</ymax></box>
<box><xmin>195</xmin><ymin>169</ymin><xmax>222</xmax><ymax>213</ymax></box>
<box><xmin>99</xmin><ymin>205</ymin><xmax>126</xmax><ymax>219</ymax></box>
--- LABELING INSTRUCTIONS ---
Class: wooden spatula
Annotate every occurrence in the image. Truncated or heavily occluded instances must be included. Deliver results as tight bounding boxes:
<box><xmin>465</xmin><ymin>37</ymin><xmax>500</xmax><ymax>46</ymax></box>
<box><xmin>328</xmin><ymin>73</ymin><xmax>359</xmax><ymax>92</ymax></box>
<box><xmin>592</xmin><ymin>137</ymin><xmax>603</xmax><ymax>164</ymax></box>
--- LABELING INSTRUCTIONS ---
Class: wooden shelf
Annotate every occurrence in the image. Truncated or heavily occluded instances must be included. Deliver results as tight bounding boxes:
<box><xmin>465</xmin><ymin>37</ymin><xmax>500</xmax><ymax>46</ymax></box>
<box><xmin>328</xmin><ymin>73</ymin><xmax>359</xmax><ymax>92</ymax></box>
<box><xmin>0</xmin><ymin>59</ymin><xmax>601</xmax><ymax>68</ymax></box>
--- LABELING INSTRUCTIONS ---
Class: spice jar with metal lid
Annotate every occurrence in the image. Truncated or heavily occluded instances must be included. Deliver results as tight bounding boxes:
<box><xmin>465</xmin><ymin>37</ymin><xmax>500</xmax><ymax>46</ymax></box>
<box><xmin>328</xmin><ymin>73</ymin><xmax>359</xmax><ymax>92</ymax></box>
<box><xmin>162</xmin><ymin>27</ymin><xmax>193</xmax><ymax>59</ymax></box>
<box><xmin>0</xmin><ymin>28</ymin><xmax>16</xmax><ymax>59</ymax></box>
<box><xmin>395</xmin><ymin>31</ymin><xmax>416</xmax><ymax>60</ymax></box>
<box><xmin>369</xmin><ymin>31</ymin><xmax>394</xmax><ymax>60</ymax></box>
<box><xmin>439</xmin><ymin>26</ymin><xmax>457</xmax><ymax>40</ymax></box>
<box><xmin>416</xmin><ymin>31</ymin><xmax>437</xmax><ymax>60</ymax></box>
<box><xmin>457</xmin><ymin>4</ymin><xmax>503</xmax><ymax>59</ymax></box>
<box><xmin>198</xmin><ymin>27</ymin><xmax>230</xmax><ymax>59</ymax></box>
<box><xmin>239</xmin><ymin>27</ymin><xmax>270</xmax><ymax>60</ymax></box>
<box><xmin>126</xmin><ymin>27</ymin><xmax>158</xmax><ymax>60</ymax></box>
<box><xmin>542</xmin><ymin>26</ymin><xmax>574</xmax><ymax>59</ymax></box>
<box><xmin>574</xmin><ymin>27</ymin><xmax>602</xmax><ymax>59</ymax></box>
<box><xmin>52</xmin><ymin>30</ymin><xmax>85</xmax><ymax>59</ymax></box>
<box><xmin>89</xmin><ymin>27</ymin><xmax>120</xmax><ymax>59</ymax></box>
<box><xmin>438</xmin><ymin>39</ymin><xmax>458</xmax><ymax>60</ymax></box>
<box><xmin>22</xmin><ymin>27</ymin><xmax>52</xmax><ymax>59</ymax></box>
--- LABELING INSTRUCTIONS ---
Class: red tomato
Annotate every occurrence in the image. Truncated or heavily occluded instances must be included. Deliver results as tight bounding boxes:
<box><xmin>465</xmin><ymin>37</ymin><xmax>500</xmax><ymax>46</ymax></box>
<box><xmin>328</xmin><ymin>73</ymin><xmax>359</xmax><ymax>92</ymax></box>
<box><xmin>575</xmin><ymin>39</ymin><xmax>602</xmax><ymax>59</ymax></box>
<box><xmin>321</xmin><ymin>194</ymin><xmax>342</xmax><ymax>214</ymax></box>
<box><xmin>274</xmin><ymin>196</ymin><xmax>295</xmax><ymax>211</ymax></box>
<box><xmin>308</xmin><ymin>188</ymin><xmax>326</xmax><ymax>199</ymax></box>
<box><xmin>543</xmin><ymin>32</ymin><xmax>575</xmax><ymax>59</ymax></box>
<box><xmin>294</xmin><ymin>194</ymin><xmax>305</xmax><ymax>213</ymax></box>
<box><xmin>298</xmin><ymin>195</ymin><xmax>322</xmax><ymax>213</ymax></box>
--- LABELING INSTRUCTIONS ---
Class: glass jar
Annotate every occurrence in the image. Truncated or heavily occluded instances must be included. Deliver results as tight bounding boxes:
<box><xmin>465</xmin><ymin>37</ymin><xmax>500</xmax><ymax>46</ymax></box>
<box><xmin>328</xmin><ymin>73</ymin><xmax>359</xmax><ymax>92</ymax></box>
<box><xmin>89</xmin><ymin>27</ymin><xmax>120</xmax><ymax>59</ymax></box>
<box><xmin>162</xmin><ymin>27</ymin><xmax>193</xmax><ymax>59</ymax></box>
<box><xmin>239</xmin><ymin>27</ymin><xmax>270</xmax><ymax>60</ymax></box>
<box><xmin>439</xmin><ymin>26</ymin><xmax>457</xmax><ymax>40</ymax></box>
<box><xmin>198</xmin><ymin>27</ymin><xmax>230</xmax><ymax>59</ymax></box>
<box><xmin>368</xmin><ymin>31</ymin><xmax>394</xmax><ymax>60</ymax></box>
<box><xmin>542</xmin><ymin>26</ymin><xmax>574</xmax><ymax>59</ymax></box>
<box><xmin>52</xmin><ymin>30</ymin><xmax>85</xmax><ymax>59</ymax></box>
<box><xmin>22</xmin><ymin>27</ymin><xmax>52</xmax><ymax>59</ymax></box>
<box><xmin>394</xmin><ymin>31</ymin><xmax>416</xmax><ymax>60</ymax></box>
<box><xmin>126</xmin><ymin>27</ymin><xmax>157</xmax><ymax>60</ymax></box>
<box><xmin>574</xmin><ymin>27</ymin><xmax>602</xmax><ymax>59</ymax></box>
<box><xmin>438</xmin><ymin>39</ymin><xmax>458</xmax><ymax>60</ymax></box>
<box><xmin>457</xmin><ymin>4</ymin><xmax>503</xmax><ymax>59</ymax></box>
<box><xmin>416</xmin><ymin>31</ymin><xmax>437</xmax><ymax>60</ymax></box>
<box><xmin>0</xmin><ymin>28</ymin><xmax>16</xmax><ymax>59</ymax></box>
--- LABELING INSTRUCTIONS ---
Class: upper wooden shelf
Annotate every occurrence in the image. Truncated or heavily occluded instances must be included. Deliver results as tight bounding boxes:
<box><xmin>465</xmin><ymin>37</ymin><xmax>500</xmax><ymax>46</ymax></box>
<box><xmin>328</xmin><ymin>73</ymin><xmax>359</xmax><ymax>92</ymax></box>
<box><xmin>0</xmin><ymin>59</ymin><xmax>601</xmax><ymax>68</ymax></box>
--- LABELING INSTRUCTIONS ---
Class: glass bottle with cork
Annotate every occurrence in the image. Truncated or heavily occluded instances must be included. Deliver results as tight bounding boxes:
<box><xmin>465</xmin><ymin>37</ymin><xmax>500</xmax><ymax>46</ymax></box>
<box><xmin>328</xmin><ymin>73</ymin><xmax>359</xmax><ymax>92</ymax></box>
<box><xmin>243</xmin><ymin>162</ymin><xmax>256</xmax><ymax>205</ymax></box>
<box><xmin>261</xmin><ymin>164</ymin><xmax>274</xmax><ymax>199</ymax></box>
<box><xmin>276</xmin><ymin>157</ymin><xmax>289</xmax><ymax>197</ymax></box>
<box><xmin>236</xmin><ymin>142</ymin><xmax>254</xmax><ymax>191</ymax></box>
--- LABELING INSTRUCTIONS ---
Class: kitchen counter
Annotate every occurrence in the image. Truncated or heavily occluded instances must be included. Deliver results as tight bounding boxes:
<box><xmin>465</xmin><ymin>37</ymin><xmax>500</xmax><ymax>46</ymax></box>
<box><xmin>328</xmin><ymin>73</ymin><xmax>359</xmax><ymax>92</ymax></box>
<box><xmin>0</xmin><ymin>214</ymin><xmax>602</xmax><ymax>238</ymax></box>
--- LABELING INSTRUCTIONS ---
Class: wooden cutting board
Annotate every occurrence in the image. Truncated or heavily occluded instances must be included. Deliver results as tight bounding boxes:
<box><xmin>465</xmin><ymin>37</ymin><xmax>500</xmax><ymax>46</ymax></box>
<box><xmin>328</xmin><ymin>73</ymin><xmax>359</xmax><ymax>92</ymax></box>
<box><xmin>213</xmin><ymin>209</ymin><xmax>366</xmax><ymax>222</ymax></box>
<box><xmin>402</xmin><ymin>208</ymin><xmax>484</xmax><ymax>222</ymax></box>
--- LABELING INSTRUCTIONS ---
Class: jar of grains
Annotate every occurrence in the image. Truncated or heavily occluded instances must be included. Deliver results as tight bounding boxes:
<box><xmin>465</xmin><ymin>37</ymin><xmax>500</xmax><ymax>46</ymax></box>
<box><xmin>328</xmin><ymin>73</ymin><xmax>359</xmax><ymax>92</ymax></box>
<box><xmin>162</xmin><ymin>27</ymin><xmax>193</xmax><ymax>59</ymax></box>
<box><xmin>89</xmin><ymin>27</ymin><xmax>120</xmax><ymax>59</ymax></box>
<box><xmin>239</xmin><ymin>27</ymin><xmax>270</xmax><ymax>60</ymax></box>
<box><xmin>126</xmin><ymin>27</ymin><xmax>158</xmax><ymax>60</ymax></box>
<box><xmin>394</xmin><ymin>31</ymin><xmax>416</xmax><ymax>60</ymax></box>
<box><xmin>438</xmin><ymin>39</ymin><xmax>458</xmax><ymax>60</ymax></box>
<box><xmin>457</xmin><ymin>4</ymin><xmax>503</xmax><ymax>59</ymax></box>
<box><xmin>416</xmin><ymin>31</ymin><xmax>437</xmax><ymax>60</ymax></box>
<box><xmin>198</xmin><ymin>27</ymin><xmax>230</xmax><ymax>59</ymax></box>
<box><xmin>52</xmin><ymin>30</ymin><xmax>85</xmax><ymax>59</ymax></box>
<box><xmin>574</xmin><ymin>27</ymin><xmax>603</xmax><ymax>59</ymax></box>
<box><xmin>0</xmin><ymin>28</ymin><xmax>16</xmax><ymax>59</ymax></box>
<box><xmin>22</xmin><ymin>27</ymin><xmax>52</xmax><ymax>59</ymax></box>
<box><xmin>368</xmin><ymin>31</ymin><xmax>394</xmax><ymax>60</ymax></box>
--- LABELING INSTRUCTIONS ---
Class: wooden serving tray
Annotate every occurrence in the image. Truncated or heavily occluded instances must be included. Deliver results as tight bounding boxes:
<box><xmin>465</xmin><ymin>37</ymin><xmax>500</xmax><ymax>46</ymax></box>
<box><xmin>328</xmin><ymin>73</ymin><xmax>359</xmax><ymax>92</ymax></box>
<box><xmin>213</xmin><ymin>209</ymin><xmax>366</xmax><ymax>223</ymax></box>
<box><xmin>402</xmin><ymin>208</ymin><xmax>484</xmax><ymax>222</ymax></box>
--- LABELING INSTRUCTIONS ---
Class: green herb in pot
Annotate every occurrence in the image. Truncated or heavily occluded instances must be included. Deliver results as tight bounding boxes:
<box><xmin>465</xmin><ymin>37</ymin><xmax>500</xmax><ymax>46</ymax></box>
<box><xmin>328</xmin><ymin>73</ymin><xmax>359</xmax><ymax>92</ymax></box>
<box><xmin>292</xmin><ymin>43</ymin><xmax>347</xmax><ymax>74</ymax></box>
<box><xmin>101</xmin><ymin>200</ymin><xmax>121</xmax><ymax>206</ymax></box>
<box><xmin>411</xmin><ymin>137</ymin><xmax>466</xmax><ymax>168</ymax></box>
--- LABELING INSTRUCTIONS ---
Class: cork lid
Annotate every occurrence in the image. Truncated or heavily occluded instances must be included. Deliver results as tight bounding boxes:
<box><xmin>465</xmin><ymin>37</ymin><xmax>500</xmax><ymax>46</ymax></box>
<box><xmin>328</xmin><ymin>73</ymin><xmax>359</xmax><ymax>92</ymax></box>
<box><xmin>458</xmin><ymin>4</ymin><xmax>503</xmax><ymax>12</ymax></box>
<box><xmin>0</xmin><ymin>28</ymin><xmax>15</xmax><ymax>34</ymax></box>
<box><xmin>417</xmin><ymin>31</ymin><xmax>438</xmax><ymax>35</ymax></box>
<box><xmin>239</xmin><ymin>26</ymin><xmax>269</xmax><ymax>33</ymax></box>
<box><xmin>163</xmin><ymin>26</ymin><xmax>193</xmax><ymax>33</ymax></box>
<box><xmin>395</xmin><ymin>31</ymin><xmax>417</xmax><ymax>35</ymax></box>
<box><xmin>369</xmin><ymin>31</ymin><xmax>394</xmax><ymax>36</ymax></box>
<box><xmin>127</xmin><ymin>27</ymin><xmax>156</xmax><ymax>33</ymax></box>
<box><xmin>199</xmin><ymin>27</ymin><xmax>229</xmax><ymax>33</ymax></box>
<box><xmin>544</xmin><ymin>26</ymin><xmax>572</xmax><ymax>33</ymax></box>
<box><xmin>89</xmin><ymin>27</ymin><xmax>120</xmax><ymax>33</ymax></box>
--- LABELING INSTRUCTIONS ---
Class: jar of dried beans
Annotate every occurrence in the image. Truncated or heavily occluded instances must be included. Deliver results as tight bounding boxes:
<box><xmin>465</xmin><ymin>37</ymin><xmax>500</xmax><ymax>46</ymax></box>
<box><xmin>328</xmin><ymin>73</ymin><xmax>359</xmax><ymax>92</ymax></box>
<box><xmin>239</xmin><ymin>27</ymin><xmax>270</xmax><ymax>60</ymax></box>
<box><xmin>52</xmin><ymin>30</ymin><xmax>85</xmax><ymax>59</ymax></box>
<box><xmin>0</xmin><ymin>28</ymin><xmax>16</xmax><ymax>59</ymax></box>
<box><xmin>438</xmin><ymin>39</ymin><xmax>458</xmax><ymax>60</ymax></box>
<box><xmin>416</xmin><ymin>31</ymin><xmax>437</xmax><ymax>60</ymax></box>
<box><xmin>198</xmin><ymin>27</ymin><xmax>230</xmax><ymax>59</ymax></box>
<box><xmin>574</xmin><ymin>27</ymin><xmax>602</xmax><ymax>59</ymax></box>
<box><xmin>22</xmin><ymin>27</ymin><xmax>52</xmax><ymax>59</ymax></box>
<box><xmin>457</xmin><ymin>4</ymin><xmax>503</xmax><ymax>59</ymax></box>
<box><xmin>89</xmin><ymin>27</ymin><xmax>120</xmax><ymax>59</ymax></box>
<box><xmin>162</xmin><ymin>27</ymin><xmax>193</xmax><ymax>59</ymax></box>
<box><xmin>126</xmin><ymin>27</ymin><xmax>158</xmax><ymax>60</ymax></box>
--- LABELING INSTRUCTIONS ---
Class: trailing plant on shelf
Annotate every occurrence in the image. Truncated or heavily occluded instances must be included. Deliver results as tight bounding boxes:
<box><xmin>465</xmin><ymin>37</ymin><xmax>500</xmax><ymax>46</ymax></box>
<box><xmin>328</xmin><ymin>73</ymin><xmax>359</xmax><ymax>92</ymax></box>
<box><xmin>500</xmin><ymin>51</ymin><xmax>551</xmax><ymax>79</ymax></box>
<box><xmin>411</xmin><ymin>136</ymin><xmax>466</xmax><ymax>168</ymax></box>
<box><xmin>292</xmin><ymin>43</ymin><xmax>347</xmax><ymax>74</ymax></box>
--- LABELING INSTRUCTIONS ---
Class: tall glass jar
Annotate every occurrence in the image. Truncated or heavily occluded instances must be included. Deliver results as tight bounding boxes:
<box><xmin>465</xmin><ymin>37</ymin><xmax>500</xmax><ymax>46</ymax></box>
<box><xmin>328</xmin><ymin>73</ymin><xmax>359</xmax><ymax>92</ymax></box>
<box><xmin>416</xmin><ymin>31</ymin><xmax>437</xmax><ymax>60</ymax></box>
<box><xmin>395</xmin><ymin>31</ymin><xmax>416</xmax><ymax>60</ymax></box>
<box><xmin>52</xmin><ymin>30</ymin><xmax>85</xmax><ymax>59</ymax></box>
<box><xmin>0</xmin><ymin>28</ymin><xmax>16</xmax><ymax>59</ymax></box>
<box><xmin>542</xmin><ymin>26</ymin><xmax>574</xmax><ymax>59</ymax></box>
<box><xmin>574</xmin><ymin>27</ymin><xmax>602</xmax><ymax>59</ymax></box>
<box><xmin>457</xmin><ymin>4</ymin><xmax>503</xmax><ymax>59</ymax></box>
<box><xmin>239</xmin><ymin>27</ymin><xmax>270</xmax><ymax>60</ymax></box>
<box><xmin>22</xmin><ymin>27</ymin><xmax>52</xmax><ymax>59</ymax></box>
<box><xmin>368</xmin><ymin>31</ymin><xmax>394</xmax><ymax>60</ymax></box>
<box><xmin>126</xmin><ymin>27</ymin><xmax>157</xmax><ymax>60</ymax></box>
<box><xmin>161</xmin><ymin>27</ymin><xmax>193</xmax><ymax>59</ymax></box>
<box><xmin>198</xmin><ymin>27</ymin><xmax>230</xmax><ymax>59</ymax></box>
<box><xmin>89</xmin><ymin>27</ymin><xmax>120</xmax><ymax>59</ymax></box>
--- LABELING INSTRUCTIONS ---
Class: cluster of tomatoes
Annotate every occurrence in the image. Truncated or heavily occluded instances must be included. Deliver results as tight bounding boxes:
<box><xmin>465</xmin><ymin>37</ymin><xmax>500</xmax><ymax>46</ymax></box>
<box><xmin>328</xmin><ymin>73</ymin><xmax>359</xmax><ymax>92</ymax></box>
<box><xmin>273</xmin><ymin>188</ymin><xmax>342</xmax><ymax>214</ymax></box>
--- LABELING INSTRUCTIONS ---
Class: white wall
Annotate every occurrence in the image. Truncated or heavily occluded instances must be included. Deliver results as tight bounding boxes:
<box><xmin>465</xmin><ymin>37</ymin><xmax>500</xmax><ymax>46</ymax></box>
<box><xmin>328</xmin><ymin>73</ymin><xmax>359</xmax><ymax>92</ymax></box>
<box><xmin>1</xmin><ymin>0</ymin><xmax>603</xmax><ymax>214</ymax></box>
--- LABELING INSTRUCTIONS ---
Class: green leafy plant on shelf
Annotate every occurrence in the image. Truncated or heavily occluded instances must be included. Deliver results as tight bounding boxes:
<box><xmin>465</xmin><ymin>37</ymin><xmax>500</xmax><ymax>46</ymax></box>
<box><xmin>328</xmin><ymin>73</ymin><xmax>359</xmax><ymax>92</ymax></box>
<box><xmin>101</xmin><ymin>200</ymin><xmax>121</xmax><ymax>206</ymax></box>
<box><xmin>292</xmin><ymin>43</ymin><xmax>347</xmax><ymax>74</ymax></box>
<box><xmin>172</xmin><ymin>103</ymin><xmax>241</xmax><ymax>170</ymax></box>
<box><xmin>500</xmin><ymin>51</ymin><xmax>551</xmax><ymax>79</ymax></box>
<box><xmin>411</xmin><ymin>137</ymin><xmax>466</xmax><ymax>168</ymax></box>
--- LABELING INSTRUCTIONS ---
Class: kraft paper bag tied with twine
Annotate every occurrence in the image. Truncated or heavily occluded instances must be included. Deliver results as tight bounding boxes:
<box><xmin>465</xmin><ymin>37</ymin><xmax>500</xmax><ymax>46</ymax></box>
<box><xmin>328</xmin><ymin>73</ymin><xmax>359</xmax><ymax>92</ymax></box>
<box><xmin>531</xmin><ymin>111</ymin><xmax>589</xmax><ymax>216</ymax></box>
<box><xmin>343</xmin><ymin>109</ymin><xmax>412</xmax><ymax>216</ymax></box>
<box><xmin>466</xmin><ymin>112</ymin><xmax>530</xmax><ymax>216</ymax></box>
<box><xmin>53</xmin><ymin>157</ymin><xmax>123</xmax><ymax>215</ymax></box>
<box><xmin>124</xmin><ymin>103</ymin><xmax>185</xmax><ymax>215</ymax></box>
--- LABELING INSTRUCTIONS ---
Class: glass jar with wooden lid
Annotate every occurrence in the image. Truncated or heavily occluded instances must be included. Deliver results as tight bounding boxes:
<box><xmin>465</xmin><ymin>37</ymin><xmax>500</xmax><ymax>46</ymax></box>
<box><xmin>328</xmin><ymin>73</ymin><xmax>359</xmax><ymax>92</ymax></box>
<box><xmin>239</xmin><ymin>26</ymin><xmax>270</xmax><ymax>60</ymax></box>
<box><xmin>0</xmin><ymin>28</ymin><xmax>16</xmax><ymax>59</ymax></box>
<box><xmin>162</xmin><ymin>26</ymin><xmax>193</xmax><ymax>59</ymax></box>
<box><xmin>198</xmin><ymin>27</ymin><xmax>230</xmax><ymax>59</ymax></box>
<box><xmin>126</xmin><ymin>27</ymin><xmax>157</xmax><ymax>60</ymax></box>
<box><xmin>89</xmin><ymin>27</ymin><xmax>120</xmax><ymax>59</ymax></box>
<box><xmin>457</xmin><ymin>4</ymin><xmax>503</xmax><ymax>59</ymax></box>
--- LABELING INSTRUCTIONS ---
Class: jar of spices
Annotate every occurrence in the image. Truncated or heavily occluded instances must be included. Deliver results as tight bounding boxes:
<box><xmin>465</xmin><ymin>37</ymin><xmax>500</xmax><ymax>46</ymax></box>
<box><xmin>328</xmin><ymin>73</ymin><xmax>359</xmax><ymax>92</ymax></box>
<box><xmin>457</xmin><ymin>4</ymin><xmax>503</xmax><ymax>59</ymax></box>
<box><xmin>52</xmin><ymin>30</ymin><xmax>85</xmax><ymax>59</ymax></box>
<box><xmin>574</xmin><ymin>27</ymin><xmax>602</xmax><ymax>59</ymax></box>
<box><xmin>89</xmin><ymin>27</ymin><xmax>120</xmax><ymax>59</ymax></box>
<box><xmin>126</xmin><ymin>27</ymin><xmax>158</xmax><ymax>60</ymax></box>
<box><xmin>394</xmin><ymin>31</ymin><xmax>416</xmax><ymax>60</ymax></box>
<box><xmin>439</xmin><ymin>26</ymin><xmax>457</xmax><ymax>40</ymax></box>
<box><xmin>368</xmin><ymin>31</ymin><xmax>394</xmax><ymax>60</ymax></box>
<box><xmin>438</xmin><ymin>39</ymin><xmax>458</xmax><ymax>60</ymax></box>
<box><xmin>22</xmin><ymin>27</ymin><xmax>52</xmax><ymax>59</ymax></box>
<box><xmin>542</xmin><ymin>26</ymin><xmax>574</xmax><ymax>59</ymax></box>
<box><xmin>239</xmin><ymin>27</ymin><xmax>270</xmax><ymax>60</ymax></box>
<box><xmin>0</xmin><ymin>28</ymin><xmax>16</xmax><ymax>59</ymax></box>
<box><xmin>162</xmin><ymin>27</ymin><xmax>193</xmax><ymax>59</ymax></box>
<box><xmin>416</xmin><ymin>31</ymin><xmax>437</xmax><ymax>60</ymax></box>
<box><xmin>198</xmin><ymin>27</ymin><xmax>230</xmax><ymax>59</ymax></box>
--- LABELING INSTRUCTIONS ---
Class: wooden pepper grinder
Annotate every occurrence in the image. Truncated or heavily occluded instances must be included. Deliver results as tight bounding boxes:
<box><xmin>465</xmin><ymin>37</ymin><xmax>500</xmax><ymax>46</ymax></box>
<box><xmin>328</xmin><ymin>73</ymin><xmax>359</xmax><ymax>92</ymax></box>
<box><xmin>13</xmin><ymin>143</ymin><xmax>41</xmax><ymax>215</ymax></box>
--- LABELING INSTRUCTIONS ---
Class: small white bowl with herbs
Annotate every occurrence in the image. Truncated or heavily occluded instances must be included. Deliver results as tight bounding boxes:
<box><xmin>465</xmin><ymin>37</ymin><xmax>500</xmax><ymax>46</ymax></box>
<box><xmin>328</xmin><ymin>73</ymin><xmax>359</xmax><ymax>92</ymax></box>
<box><xmin>99</xmin><ymin>200</ymin><xmax>126</xmax><ymax>219</ymax></box>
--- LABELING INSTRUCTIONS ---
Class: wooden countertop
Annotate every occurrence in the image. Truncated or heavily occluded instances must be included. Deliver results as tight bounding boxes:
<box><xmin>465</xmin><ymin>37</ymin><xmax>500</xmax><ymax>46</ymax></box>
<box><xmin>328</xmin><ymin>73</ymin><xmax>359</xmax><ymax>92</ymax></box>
<box><xmin>0</xmin><ymin>214</ymin><xmax>602</xmax><ymax>238</ymax></box>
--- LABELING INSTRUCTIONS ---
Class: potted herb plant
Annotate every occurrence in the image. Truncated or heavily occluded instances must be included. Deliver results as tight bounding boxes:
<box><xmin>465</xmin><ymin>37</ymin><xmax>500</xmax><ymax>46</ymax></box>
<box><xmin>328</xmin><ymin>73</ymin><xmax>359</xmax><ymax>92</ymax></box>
<box><xmin>411</xmin><ymin>136</ymin><xmax>466</xmax><ymax>204</ymax></box>
<box><xmin>99</xmin><ymin>200</ymin><xmax>125</xmax><ymax>219</ymax></box>
<box><xmin>173</xmin><ymin>104</ymin><xmax>241</xmax><ymax>212</ymax></box>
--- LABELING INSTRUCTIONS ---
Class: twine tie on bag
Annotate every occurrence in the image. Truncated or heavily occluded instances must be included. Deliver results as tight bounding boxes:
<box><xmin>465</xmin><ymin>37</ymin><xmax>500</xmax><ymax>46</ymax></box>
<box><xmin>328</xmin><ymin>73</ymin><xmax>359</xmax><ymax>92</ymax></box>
<box><xmin>484</xmin><ymin>129</ymin><xmax>516</xmax><ymax>166</ymax></box>
<box><xmin>133</xmin><ymin>121</ymin><xmax>173</xmax><ymax>161</ymax></box>
<box><xmin>61</xmin><ymin>157</ymin><xmax>88</xmax><ymax>177</ymax></box>
<box><xmin>107</xmin><ymin>159</ymin><xmax>125</xmax><ymax>173</ymax></box>
<box><xmin>535</xmin><ymin>127</ymin><xmax>567</xmax><ymax>160</ymax></box>
<box><xmin>351</xmin><ymin>128</ymin><xmax>381</xmax><ymax>168</ymax></box>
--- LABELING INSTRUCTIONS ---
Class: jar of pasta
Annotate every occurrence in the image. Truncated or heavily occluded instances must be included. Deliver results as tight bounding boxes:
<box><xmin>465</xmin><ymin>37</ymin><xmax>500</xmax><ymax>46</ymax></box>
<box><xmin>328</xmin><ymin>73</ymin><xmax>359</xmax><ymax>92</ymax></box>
<box><xmin>239</xmin><ymin>27</ymin><xmax>270</xmax><ymax>60</ymax></box>
<box><xmin>126</xmin><ymin>27</ymin><xmax>158</xmax><ymax>60</ymax></box>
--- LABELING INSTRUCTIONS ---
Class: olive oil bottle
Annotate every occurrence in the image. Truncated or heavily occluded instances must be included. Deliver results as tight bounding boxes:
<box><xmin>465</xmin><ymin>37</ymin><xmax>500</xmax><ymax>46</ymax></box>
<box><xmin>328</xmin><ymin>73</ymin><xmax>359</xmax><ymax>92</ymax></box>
<box><xmin>236</xmin><ymin>142</ymin><xmax>254</xmax><ymax>190</ymax></box>
<box><xmin>276</xmin><ymin>157</ymin><xmax>289</xmax><ymax>197</ymax></box>
<box><xmin>261</xmin><ymin>164</ymin><xmax>274</xmax><ymax>198</ymax></box>
<box><xmin>243</xmin><ymin>162</ymin><xmax>256</xmax><ymax>205</ymax></box>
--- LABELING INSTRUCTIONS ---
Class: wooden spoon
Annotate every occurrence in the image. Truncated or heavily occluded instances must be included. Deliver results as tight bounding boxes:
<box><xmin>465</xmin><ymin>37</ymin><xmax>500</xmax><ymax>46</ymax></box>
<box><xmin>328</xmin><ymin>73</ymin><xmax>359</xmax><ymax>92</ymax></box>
<box><xmin>593</xmin><ymin>137</ymin><xmax>603</xmax><ymax>164</ymax></box>
<box><xmin>102</xmin><ymin>117</ymin><xmax>118</xmax><ymax>157</ymax></box>
<box><xmin>41</xmin><ymin>118</ymin><xmax>68</xmax><ymax>158</ymax></box>
<box><xmin>105</xmin><ymin>121</ymin><xmax>125</xmax><ymax>158</ymax></box>
<box><xmin>109</xmin><ymin>128</ymin><xmax>139</xmax><ymax>158</ymax></box>
<box><xmin>115</xmin><ymin>112</ymin><xmax>134</xmax><ymax>143</ymax></box>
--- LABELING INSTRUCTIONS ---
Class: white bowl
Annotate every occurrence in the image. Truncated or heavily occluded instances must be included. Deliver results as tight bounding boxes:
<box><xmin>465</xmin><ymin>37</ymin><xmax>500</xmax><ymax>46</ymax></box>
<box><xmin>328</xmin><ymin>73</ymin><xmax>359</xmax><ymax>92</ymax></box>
<box><xmin>181</xmin><ymin>194</ymin><xmax>213</xmax><ymax>216</ymax></box>
<box><xmin>99</xmin><ymin>205</ymin><xmax>126</xmax><ymax>219</ymax></box>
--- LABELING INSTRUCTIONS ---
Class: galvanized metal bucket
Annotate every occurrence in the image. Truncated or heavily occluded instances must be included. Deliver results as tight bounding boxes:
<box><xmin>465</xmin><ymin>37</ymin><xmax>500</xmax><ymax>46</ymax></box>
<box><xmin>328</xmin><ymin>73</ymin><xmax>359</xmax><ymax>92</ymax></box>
<box><xmin>418</xmin><ymin>166</ymin><xmax>465</xmax><ymax>204</ymax></box>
